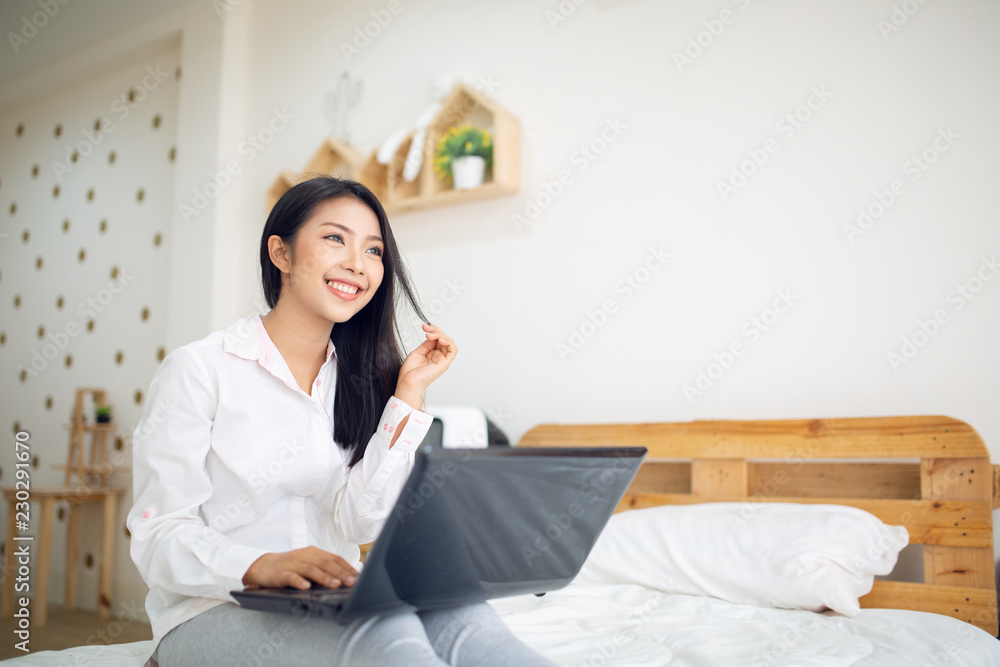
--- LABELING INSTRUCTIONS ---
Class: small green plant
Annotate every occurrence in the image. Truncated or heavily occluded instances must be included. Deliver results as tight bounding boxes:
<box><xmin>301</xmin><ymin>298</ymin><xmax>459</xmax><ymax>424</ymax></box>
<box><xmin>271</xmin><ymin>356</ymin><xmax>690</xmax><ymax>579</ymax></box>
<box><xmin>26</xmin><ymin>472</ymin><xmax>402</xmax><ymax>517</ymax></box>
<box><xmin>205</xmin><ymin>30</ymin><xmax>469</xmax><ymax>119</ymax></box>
<box><xmin>95</xmin><ymin>404</ymin><xmax>112</xmax><ymax>423</ymax></box>
<box><xmin>433</xmin><ymin>124</ymin><xmax>493</xmax><ymax>182</ymax></box>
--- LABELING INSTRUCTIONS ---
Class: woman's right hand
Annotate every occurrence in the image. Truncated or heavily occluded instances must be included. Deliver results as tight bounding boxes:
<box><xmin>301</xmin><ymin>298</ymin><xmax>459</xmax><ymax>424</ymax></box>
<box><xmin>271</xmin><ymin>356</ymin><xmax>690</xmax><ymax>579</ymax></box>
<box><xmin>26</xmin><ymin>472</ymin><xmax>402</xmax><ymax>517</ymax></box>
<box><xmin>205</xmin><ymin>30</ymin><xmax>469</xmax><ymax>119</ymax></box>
<box><xmin>242</xmin><ymin>546</ymin><xmax>358</xmax><ymax>590</ymax></box>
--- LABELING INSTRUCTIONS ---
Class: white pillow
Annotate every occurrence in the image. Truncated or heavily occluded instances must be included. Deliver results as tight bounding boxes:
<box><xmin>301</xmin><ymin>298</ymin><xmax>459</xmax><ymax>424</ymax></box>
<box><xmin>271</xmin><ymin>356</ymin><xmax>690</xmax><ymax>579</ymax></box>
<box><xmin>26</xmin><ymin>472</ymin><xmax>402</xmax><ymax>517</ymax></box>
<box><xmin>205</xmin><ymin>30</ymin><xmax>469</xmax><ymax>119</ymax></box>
<box><xmin>575</xmin><ymin>502</ymin><xmax>908</xmax><ymax>617</ymax></box>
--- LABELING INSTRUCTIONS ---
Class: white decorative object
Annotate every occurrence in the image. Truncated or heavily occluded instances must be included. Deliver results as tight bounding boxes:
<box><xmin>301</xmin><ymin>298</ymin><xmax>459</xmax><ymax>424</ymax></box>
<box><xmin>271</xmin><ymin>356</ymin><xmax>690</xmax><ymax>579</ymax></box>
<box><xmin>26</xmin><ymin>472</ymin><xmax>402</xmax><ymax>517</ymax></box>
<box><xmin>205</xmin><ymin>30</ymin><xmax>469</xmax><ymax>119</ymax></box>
<box><xmin>450</xmin><ymin>155</ymin><xmax>485</xmax><ymax>190</ymax></box>
<box><xmin>324</xmin><ymin>72</ymin><xmax>363</xmax><ymax>143</ymax></box>
<box><xmin>377</xmin><ymin>73</ymin><xmax>455</xmax><ymax>181</ymax></box>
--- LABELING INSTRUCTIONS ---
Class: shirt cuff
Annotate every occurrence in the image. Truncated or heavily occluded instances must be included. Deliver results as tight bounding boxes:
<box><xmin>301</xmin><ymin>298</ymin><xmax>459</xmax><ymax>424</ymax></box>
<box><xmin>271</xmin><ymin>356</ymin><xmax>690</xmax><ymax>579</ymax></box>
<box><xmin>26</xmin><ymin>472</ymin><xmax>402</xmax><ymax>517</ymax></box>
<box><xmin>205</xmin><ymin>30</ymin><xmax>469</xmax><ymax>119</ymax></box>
<box><xmin>353</xmin><ymin>398</ymin><xmax>434</xmax><ymax>519</ymax></box>
<box><xmin>213</xmin><ymin>543</ymin><xmax>271</xmax><ymax>599</ymax></box>
<box><xmin>388</xmin><ymin>395</ymin><xmax>433</xmax><ymax>452</ymax></box>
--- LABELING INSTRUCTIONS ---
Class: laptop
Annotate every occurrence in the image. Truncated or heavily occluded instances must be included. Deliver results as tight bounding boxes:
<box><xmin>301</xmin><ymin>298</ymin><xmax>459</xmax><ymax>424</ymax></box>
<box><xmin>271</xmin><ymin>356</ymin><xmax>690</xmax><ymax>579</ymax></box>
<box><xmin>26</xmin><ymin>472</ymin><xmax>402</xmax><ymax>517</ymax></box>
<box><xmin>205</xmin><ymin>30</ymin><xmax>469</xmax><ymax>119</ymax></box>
<box><xmin>231</xmin><ymin>446</ymin><xmax>646</xmax><ymax>622</ymax></box>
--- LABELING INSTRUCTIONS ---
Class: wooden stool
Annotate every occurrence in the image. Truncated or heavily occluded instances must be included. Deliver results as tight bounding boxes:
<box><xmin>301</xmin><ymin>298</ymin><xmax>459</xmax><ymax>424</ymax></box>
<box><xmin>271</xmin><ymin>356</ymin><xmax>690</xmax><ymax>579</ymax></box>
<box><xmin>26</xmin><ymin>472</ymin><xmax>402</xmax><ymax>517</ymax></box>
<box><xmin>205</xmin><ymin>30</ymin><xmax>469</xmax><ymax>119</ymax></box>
<box><xmin>1</xmin><ymin>486</ymin><xmax>126</xmax><ymax>627</ymax></box>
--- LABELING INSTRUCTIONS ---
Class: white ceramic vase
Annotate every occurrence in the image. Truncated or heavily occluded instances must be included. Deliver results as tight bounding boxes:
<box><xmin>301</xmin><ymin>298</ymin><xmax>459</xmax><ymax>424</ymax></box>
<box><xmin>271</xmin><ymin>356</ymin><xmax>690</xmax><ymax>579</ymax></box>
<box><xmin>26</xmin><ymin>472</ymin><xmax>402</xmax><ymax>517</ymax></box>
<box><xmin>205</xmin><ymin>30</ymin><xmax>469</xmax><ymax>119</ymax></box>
<box><xmin>451</xmin><ymin>155</ymin><xmax>486</xmax><ymax>190</ymax></box>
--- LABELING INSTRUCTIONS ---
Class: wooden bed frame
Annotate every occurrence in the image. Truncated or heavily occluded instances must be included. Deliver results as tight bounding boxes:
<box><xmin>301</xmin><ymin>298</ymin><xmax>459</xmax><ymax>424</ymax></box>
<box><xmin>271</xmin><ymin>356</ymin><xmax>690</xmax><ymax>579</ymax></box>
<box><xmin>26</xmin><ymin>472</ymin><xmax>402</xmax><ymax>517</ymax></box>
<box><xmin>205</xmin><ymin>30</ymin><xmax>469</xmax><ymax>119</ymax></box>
<box><xmin>518</xmin><ymin>415</ymin><xmax>1000</xmax><ymax>636</ymax></box>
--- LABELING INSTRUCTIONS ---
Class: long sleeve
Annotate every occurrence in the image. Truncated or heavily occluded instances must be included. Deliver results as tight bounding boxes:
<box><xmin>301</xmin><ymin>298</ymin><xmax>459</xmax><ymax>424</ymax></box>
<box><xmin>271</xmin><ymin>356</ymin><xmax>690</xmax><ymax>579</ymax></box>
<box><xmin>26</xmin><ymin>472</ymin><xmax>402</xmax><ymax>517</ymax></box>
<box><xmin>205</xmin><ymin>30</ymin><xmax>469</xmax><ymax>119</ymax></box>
<box><xmin>332</xmin><ymin>396</ymin><xmax>434</xmax><ymax>544</ymax></box>
<box><xmin>126</xmin><ymin>347</ymin><xmax>268</xmax><ymax>602</ymax></box>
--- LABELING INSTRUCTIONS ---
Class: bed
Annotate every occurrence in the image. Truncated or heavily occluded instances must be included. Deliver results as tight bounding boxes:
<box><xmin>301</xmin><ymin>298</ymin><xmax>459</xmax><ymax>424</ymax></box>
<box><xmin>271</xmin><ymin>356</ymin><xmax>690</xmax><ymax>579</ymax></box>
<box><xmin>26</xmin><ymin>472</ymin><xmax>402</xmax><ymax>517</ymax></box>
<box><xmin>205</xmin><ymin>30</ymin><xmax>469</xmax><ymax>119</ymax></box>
<box><xmin>6</xmin><ymin>415</ymin><xmax>1000</xmax><ymax>666</ymax></box>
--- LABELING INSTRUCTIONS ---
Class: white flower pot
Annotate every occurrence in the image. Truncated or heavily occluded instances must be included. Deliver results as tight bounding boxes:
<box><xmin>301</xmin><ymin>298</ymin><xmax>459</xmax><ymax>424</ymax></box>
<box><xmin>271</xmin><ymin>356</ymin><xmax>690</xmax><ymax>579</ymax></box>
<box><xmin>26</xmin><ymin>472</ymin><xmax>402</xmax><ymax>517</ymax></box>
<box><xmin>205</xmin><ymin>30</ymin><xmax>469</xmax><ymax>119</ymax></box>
<box><xmin>451</xmin><ymin>155</ymin><xmax>486</xmax><ymax>190</ymax></box>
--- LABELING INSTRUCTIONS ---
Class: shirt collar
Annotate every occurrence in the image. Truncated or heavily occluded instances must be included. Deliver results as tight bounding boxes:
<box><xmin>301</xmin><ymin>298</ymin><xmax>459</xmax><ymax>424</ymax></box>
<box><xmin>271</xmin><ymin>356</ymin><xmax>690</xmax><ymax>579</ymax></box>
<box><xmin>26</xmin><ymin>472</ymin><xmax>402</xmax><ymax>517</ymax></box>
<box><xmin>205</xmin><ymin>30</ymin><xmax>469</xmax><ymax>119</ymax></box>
<box><xmin>222</xmin><ymin>314</ymin><xmax>337</xmax><ymax>365</ymax></box>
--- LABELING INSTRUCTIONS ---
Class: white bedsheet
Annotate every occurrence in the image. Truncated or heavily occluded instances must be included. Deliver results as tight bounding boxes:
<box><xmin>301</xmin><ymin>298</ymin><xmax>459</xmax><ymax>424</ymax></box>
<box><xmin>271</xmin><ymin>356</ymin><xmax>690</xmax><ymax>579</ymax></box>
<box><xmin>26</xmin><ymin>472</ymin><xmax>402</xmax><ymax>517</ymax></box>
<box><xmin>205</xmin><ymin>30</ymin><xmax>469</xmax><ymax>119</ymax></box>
<box><xmin>488</xmin><ymin>581</ymin><xmax>1000</xmax><ymax>666</ymax></box>
<box><xmin>4</xmin><ymin>582</ymin><xmax>999</xmax><ymax>666</ymax></box>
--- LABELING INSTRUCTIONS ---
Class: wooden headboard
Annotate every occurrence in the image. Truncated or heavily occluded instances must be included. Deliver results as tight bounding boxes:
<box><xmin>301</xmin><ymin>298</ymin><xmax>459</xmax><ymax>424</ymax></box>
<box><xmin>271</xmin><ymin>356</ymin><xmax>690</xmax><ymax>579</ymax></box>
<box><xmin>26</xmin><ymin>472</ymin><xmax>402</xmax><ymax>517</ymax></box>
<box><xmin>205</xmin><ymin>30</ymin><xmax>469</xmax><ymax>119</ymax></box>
<box><xmin>519</xmin><ymin>415</ymin><xmax>1000</xmax><ymax>635</ymax></box>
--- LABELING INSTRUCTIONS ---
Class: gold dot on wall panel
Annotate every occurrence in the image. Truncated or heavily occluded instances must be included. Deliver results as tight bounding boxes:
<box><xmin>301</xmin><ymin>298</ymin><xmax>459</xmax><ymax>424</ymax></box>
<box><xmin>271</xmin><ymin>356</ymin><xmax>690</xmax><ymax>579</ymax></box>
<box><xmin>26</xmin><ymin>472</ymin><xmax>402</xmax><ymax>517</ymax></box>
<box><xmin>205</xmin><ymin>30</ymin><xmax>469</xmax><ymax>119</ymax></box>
<box><xmin>31</xmin><ymin>455</ymin><xmax>38</xmax><ymax>469</ymax></box>
<box><xmin>10</xmin><ymin>202</ymin><xmax>16</xmax><ymax>216</ymax></box>
<box><xmin>110</xmin><ymin>266</ymin><xmax>119</xmax><ymax>279</ymax></box>
<box><xmin>19</xmin><ymin>369</ymin><xmax>26</xmax><ymax>383</ymax></box>
<box><xmin>45</xmin><ymin>396</ymin><xmax>52</xmax><ymax>410</ymax></box>
<box><xmin>57</xmin><ymin>507</ymin><xmax>65</xmax><ymax>521</ymax></box>
<box><xmin>108</xmin><ymin>150</ymin><xmax>116</xmax><ymax>165</ymax></box>
<box><xmin>13</xmin><ymin>422</ymin><xmax>20</xmax><ymax>433</ymax></box>
<box><xmin>37</xmin><ymin>325</ymin><xmax>44</xmax><ymax>339</ymax></box>
<box><xmin>136</xmin><ymin>188</ymin><xmax>145</xmax><ymax>203</ymax></box>
<box><xmin>85</xmin><ymin>553</ymin><xmax>94</xmax><ymax>568</ymax></box>
<box><xmin>54</xmin><ymin>124</ymin><xmax>62</xmax><ymax>138</ymax></box>
<box><xmin>168</xmin><ymin>146</ymin><xmax>176</xmax><ymax>162</ymax></box>
<box><xmin>65</xmin><ymin>354</ymin><xmax>72</xmax><ymax>367</ymax></box>
<box><xmin>16</xmin><ymin>123</ymin><xmax>24</xmax><ymax>136</ymax></box>
<box><xmin>35</xmin><ymin>256</ymin><xmax>42</xmax><ymax>270</ymax></box>
<box><xmin>157</xmin><ymin>346</ymin><xmax>165</xmax><ymax>361</ymax></box>
<box><xmin>56</xmin><ymin>295</ymin><xmax>64</xmax><ymax>309</ymax></box>
<box><xmin>134</xmin><ymin>389</ymin><xmax>143</xmax><ymax>404</ymax></box>
<box><xmin>115</xmin><ymin>436</ymin><xmax>123</xmax><ymax>450</ymax></box>
<box><xmin>175</xmin><ymin>65</ymin><xmax>181</xmax><ymax>80</ymax></box>
<box><xmin>86</xmin><ymin>319</ymin><xmax>94</xmax><ymax>332</ymax></box>
<box><xmin>153</xmin><ymin>232</ymin><xmax>162</xmax><ymax>247</ymax></box>
<box><xmin>71</xmin><ymin>151</ymin><xmax>78</xmax><ymax>164</ymax></box>
<box><xmin>93</xmin><ymin>118</ymin><xmax>101</xmax><ymax>131</ymax></box>
<box><xmin>78</xmin><ymin>248</ymin><xmax>86</xmax><ymax>262</ymax></box>
<box><xmin>152</xmin><ymin>114</ymin><xmax>161</xmax><ymax>129</ymax></box>
<box><xmin>13</xmin><ymin>295</ymin><xmax>21</xmax><ymax>308</ymax></box>
<box><xmin>128</xmin><ymin>89</ymin><xmax>137</xmax><ymax>103</ymax></box>
<box><xmin>52</xmin><ymin>185</ymin><xmax>60</xmax><ymax>198</ymax></box>
<box><xmin>115</xmin><ymin>350</ymin><xmax>123</xmax><ymax>365</ymax></box>
<box><xmin>99</xmin><ymin>219</ymin><xmax>107</xmax><ymax>233</ymax></box>
<box><xmin>124</xmin><ymin>524</ymin><xmax>130</xmax><ymax>538</ymax></box>
<box><xmin>31</xmin><ymin>164</ymin><xmax>39</xmax><ymax>177</ymax></box>
<box><xmin>87</xmin><ymin>188</ymin><xmax>95</xmax><ymax>202</ymax></box>
<box><xmin>62</xmin><ymin>218</ymin><xmax>70</xmax><ymax>232</ymax></box>
<box><xmin>21</xmin><ymin>229</ymin><xmax>28</xmax><ymax>242</ymax></box>
<box><xmin>0</xmin><ymin>332</ymin><xmax>5</xmax><ymax>345</ymax></box>
<box><xmin>141</xmin><ymin>307</ymin><xmax>150</xmax><ymax>321</ymax></box>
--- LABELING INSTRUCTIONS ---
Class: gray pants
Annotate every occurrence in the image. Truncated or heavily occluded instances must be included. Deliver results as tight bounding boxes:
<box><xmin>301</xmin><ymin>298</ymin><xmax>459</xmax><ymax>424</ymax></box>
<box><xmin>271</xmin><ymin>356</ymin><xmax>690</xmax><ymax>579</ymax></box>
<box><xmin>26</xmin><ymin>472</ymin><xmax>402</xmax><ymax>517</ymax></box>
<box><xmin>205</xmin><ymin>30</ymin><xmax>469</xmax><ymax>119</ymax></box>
<box><xmin>155</xmin><ymin>600</ymin><xmax>558</xmax><ymax>666</ymax></box>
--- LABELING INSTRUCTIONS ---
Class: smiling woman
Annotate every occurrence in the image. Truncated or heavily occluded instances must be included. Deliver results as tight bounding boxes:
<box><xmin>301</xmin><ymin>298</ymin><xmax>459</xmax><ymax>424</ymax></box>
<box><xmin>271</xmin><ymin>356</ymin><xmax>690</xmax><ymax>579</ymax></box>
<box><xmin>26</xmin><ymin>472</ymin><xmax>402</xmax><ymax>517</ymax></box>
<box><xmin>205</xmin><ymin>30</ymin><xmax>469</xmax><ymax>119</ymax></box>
<box><xmin>257</xmin><ymin>178</ymin><xmax>436</xmax><ymax>465</ymax></box>
<box><xmin>126</xmin><ymin>175</ymin><xmax>555</xmax><ymax>667</ymax></box>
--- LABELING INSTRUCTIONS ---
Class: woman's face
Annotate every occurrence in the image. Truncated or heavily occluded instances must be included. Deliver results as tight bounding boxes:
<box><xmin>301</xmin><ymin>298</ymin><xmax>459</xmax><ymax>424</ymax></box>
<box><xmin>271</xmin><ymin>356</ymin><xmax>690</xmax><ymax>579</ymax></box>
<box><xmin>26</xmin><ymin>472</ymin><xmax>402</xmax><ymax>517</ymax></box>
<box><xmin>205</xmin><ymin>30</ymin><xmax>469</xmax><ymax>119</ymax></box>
<box><xmin>274</xmin><ymin>196</ymin><xmax>386</xmax><ymax>325</ymax></box>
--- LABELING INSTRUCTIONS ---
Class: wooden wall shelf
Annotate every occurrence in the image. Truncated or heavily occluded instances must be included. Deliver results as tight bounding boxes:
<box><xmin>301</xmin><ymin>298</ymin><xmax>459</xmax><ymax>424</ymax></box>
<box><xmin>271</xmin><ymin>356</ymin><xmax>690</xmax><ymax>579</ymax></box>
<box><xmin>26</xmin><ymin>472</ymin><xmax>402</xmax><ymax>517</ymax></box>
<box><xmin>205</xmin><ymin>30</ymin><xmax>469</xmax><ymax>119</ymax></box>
<box><xmin>267</xmin><ymin>83</ymin><xmax>519</xmax><ymax>216</ymax></box>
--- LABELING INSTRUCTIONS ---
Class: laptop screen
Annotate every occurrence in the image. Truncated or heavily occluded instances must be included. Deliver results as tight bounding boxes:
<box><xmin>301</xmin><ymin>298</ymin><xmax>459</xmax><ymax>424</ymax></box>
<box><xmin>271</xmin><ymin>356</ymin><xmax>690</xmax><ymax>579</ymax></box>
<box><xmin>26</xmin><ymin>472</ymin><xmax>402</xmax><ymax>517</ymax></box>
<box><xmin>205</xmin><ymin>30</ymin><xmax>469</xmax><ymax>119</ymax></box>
<box><xmin>341</xmin><ymin>446</ymin><xmax>646</xmax><ymax>618</ymax></box>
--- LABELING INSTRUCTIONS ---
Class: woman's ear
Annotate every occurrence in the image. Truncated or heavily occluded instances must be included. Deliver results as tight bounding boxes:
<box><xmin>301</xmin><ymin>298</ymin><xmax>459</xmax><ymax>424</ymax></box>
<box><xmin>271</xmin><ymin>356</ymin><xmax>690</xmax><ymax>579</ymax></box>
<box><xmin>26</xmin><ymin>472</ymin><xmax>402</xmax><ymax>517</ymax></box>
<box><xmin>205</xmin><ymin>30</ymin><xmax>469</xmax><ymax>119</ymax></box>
<box><xmin>268</xmin><ymin>235</ymin><xmax>291</xmax><ymax>274</ymax></box>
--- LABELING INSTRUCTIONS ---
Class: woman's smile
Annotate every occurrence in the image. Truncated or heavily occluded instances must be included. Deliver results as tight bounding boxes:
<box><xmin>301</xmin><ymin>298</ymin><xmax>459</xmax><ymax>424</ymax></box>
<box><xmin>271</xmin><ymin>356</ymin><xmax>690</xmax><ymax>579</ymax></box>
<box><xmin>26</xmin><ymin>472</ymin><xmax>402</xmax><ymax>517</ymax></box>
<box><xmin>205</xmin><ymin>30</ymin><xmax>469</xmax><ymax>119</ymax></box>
<box><xmin>326</xmin><ymin>278</ymin><xmax>363</xmax><ymax>300</ymax></box>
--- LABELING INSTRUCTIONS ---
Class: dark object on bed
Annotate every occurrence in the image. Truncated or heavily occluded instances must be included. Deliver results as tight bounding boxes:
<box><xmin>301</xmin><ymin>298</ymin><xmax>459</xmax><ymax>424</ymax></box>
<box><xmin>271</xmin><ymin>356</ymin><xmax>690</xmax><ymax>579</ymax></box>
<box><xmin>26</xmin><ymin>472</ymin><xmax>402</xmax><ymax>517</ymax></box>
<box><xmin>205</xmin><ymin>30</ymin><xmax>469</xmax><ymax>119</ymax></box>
<box><xmin>419</xmin><ymin>413</ymin><xmax>511</xmax><ymax>449</ymax></box>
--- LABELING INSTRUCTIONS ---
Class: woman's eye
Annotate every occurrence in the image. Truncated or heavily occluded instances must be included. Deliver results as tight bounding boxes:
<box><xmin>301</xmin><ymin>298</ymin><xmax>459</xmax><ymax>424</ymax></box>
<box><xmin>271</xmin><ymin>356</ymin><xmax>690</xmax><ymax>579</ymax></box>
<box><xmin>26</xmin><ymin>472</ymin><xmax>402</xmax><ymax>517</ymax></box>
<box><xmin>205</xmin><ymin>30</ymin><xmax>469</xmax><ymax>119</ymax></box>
<box><xmin>367</xmin><ymin>247</ymin><xmax>384</xmax><ymax>257</ymax></box>
<box><xmin>325</xmin><ymin>234</ymin><xmax>343</xmax><ymax>243</ymax></box>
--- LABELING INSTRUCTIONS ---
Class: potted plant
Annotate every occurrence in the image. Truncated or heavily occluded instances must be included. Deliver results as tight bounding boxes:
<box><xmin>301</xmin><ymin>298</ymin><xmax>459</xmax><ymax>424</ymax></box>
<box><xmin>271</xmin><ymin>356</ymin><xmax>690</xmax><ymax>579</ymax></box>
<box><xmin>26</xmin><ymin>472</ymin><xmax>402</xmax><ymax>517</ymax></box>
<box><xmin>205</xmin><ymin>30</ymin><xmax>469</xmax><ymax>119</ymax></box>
<box><xmin>433</xmin><ymin>124</ymin><xmax>493</xmax><ymax>190</ymax></box>
<box><xmin>95</xmin><ymin>404</ymin><xmax>112</xmax><ymax>424</ymax></box>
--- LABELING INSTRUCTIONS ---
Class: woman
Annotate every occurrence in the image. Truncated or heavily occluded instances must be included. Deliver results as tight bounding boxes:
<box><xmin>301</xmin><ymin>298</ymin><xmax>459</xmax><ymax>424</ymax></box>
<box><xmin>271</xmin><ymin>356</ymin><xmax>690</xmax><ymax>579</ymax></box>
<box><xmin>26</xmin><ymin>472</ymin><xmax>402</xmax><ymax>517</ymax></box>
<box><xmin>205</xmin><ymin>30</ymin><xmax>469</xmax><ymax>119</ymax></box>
<box><xmin>127</xmin><ymin>176</ymin><xmax>556</xmax><ymax>666</ymax></box>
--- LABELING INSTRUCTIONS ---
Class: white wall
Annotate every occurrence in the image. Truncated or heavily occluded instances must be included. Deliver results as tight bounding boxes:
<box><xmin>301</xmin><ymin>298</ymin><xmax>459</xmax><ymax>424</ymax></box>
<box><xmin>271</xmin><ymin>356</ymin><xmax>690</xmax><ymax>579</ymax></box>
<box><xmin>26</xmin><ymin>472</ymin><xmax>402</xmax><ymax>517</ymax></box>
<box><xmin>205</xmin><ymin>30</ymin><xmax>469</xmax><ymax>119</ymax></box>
<box><xmin>234</xmin><ymin>0</ymin><xmax>1000</xmax><ymax>445</ymax></box>
<box><xmin>0</xmin><ymin>0</ymin><xmax>248</xmax><ymax>617</ymax></box>
<box><xmin>0</xmin><ymin>41</ymin><xmax>180</xmax><ymax>614</ymax></box>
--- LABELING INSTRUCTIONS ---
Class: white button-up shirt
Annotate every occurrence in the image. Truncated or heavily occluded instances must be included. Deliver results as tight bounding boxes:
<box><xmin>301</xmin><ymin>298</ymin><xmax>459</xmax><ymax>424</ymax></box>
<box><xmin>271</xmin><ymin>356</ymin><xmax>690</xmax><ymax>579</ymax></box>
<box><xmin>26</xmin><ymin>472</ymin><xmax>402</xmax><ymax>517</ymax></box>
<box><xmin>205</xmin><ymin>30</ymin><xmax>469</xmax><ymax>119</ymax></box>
<box><xmin>126</xmin><ymin>314</ymin><xmax>433</xmax><ymax>654</ymax></box>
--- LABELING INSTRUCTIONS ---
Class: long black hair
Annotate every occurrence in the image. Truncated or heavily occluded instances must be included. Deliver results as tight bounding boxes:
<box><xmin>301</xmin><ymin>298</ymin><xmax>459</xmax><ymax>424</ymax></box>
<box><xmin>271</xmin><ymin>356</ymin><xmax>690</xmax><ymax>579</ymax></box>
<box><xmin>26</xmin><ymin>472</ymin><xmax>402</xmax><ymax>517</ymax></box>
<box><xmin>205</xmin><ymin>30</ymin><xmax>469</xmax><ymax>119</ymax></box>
<box><xmin>260</xmin><ymin>175</ymin><xmax>429</xmax><ymax>467</ymax></box>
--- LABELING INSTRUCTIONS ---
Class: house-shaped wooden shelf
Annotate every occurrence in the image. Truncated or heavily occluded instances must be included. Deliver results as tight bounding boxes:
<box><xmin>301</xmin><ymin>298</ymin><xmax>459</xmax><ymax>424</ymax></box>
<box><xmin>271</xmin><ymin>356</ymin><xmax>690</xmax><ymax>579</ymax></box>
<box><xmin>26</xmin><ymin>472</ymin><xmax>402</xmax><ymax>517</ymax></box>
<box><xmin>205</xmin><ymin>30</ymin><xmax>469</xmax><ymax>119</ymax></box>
<box><xmin>266</xmin><ymin>137</ymin><xmax>364</xmax><ymax>211</ymax></box>
<box><xmin>267</xmin><ymin>83</ymin><xmax>519</xmax><ymax>216</ymax></box>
